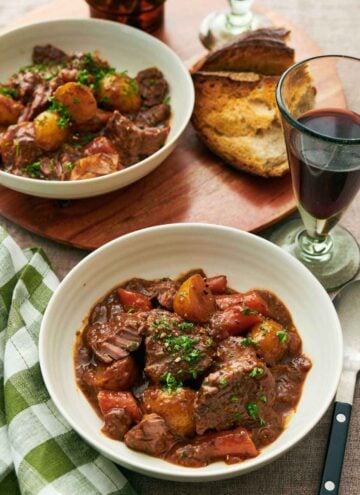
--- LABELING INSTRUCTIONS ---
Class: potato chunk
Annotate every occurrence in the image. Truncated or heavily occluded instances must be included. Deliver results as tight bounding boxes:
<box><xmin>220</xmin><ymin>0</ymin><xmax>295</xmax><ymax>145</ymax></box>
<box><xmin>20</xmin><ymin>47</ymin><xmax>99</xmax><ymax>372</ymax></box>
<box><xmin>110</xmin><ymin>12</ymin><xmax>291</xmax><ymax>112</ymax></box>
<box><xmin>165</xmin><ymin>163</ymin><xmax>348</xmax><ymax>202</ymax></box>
<box><xmin>98</xmin><ymin>73</ymin><xmax>141</xmax><ymax>113</ymax></box>
<box><xmin>34</xmin><ymin>110</ymin><xmax>69</xmax><ymax>151</ymax></box>
<box><xmin>250</xmin><ymin>318</ymin><xmax>290</xmax><ymax>365</ymax></box>
<box><xmin>0</xmin><ymin>94</ymin><xmax>23</xmax><ymax>125</ymax></box>
<box><xmin>142</xmin><ymin>387</ymin><xmax>196</xmax><ymax>437</ymax></box>
<box><xmin>173</xmin><ymin>274</ymin><xmax>216</xmax><ymax>323</ymax></box>
<box><xmin>54</xmin><ymin>82</ymin><xmax>97</xmax><ymax>123</ymax></box>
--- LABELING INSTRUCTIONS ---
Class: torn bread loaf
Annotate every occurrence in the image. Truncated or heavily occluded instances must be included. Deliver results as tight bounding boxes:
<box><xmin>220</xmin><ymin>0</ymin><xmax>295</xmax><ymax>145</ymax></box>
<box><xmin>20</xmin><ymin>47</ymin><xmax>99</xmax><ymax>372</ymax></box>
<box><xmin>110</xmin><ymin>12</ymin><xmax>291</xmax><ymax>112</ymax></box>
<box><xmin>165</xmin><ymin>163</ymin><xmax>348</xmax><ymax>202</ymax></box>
<box><xmin>191</xmin><ymin>28</ymin><xmax>316</xmax><ymax>178</ymax></box>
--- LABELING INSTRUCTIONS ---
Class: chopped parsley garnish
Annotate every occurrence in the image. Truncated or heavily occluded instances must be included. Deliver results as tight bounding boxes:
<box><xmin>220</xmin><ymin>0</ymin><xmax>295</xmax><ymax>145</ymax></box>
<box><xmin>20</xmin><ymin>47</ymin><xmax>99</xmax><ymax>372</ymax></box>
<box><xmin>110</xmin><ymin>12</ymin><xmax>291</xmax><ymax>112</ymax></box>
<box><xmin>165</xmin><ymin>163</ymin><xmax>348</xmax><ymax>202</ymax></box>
<box><xmin>178</xmin><ymin>321</ymin><xmax>194</xmax><ymax>331</ymax></box>
<box><xmin>230</xmin><ymin>395</ymin><xmax>239</xmax><ymax>402</ymax></box>
<box><xmin>152</xmin><ymin>319</ymin><xmax>171</xmax><ymax>330</ymax></box>
<box><xmin>276</xmin><ymin>330</ymin><xmax>289</xmax><ymax>344</ymax></box>
<box><xmin>205</xmin><ymin>338</ymin><xmax>214</xmax><ymax>347</ymax></box>
<box><xmin>163</xmin><ymin>95</ymin><xmax>171</xmax><ymax>104</ymax></box>
<box><xmin>181</xmin><ymin>450</ymin><xmax>188</xmax><ymax>459</ymax></box>
<box><xmin>246</xmin><ymin>402</ymin><xmax>259</xmax><ymax>421</ymax></box>
<box><xmin>22</xmin><ymin>161</ymin><xmax>41</xmax><ymax>178</ymax></box>
<box><xmin>248</xmin><ymin>367</ymin><xmax>264</xmax><ymax>378</ymax></box>
<box><xmin>246</xmin><ymin>401</ymin><xmax>266</xmax><ymax>426</ymax></box>
<box><xmin>160</xmin><ymin>372</ymin><xmax>183</xmax><ymax>393</ymax></box>
<box><xmin>241</xmin><ymin>337</ymin><xmax>258</xmax><ymax>347</ymax></box>
<box><xmin>127</xmin><ymin>307</ymin><xmax>135</xmax><ymax>314</ymax></box>
<box><xmin>260</xmin><ymin>326</ymin><xmax>268</xmax><ymax>335</ymax></box>
<box><xmin>242</xmin><ymin>308</ymin><xmax>259</xmax><ymax>316</ymax></box>
<box><xmin>0</xmin><ymin>87</ymin><xmax>17</xmax><ymax>98</ymax></box>
<box><xmin>64</xmin><ymin>162</ymin><xmax>75</xmax><ymax>171</ymax></box>
<box><xmin>76</xmin><ymin>52</ymin><xmax>116</xmax><ymax>90</ymax></box>
<box><xmin>219</xmin><ymin>377</ymin><xmax>228</xmax><ymax>387</ymax></box>
<box><xmin>259</xmin><ymin>394</ymin><xmax>267</xmax><ymax>403</ymax></box>
<box><xmin>234</xmin><ymin>412</ymin><xmax>242</xmax><ymax>421</ymax></box>
<box><xmin>48</xmin><ymin>96</ymin><xmax>72</xmax><ymax>128</ymax></box>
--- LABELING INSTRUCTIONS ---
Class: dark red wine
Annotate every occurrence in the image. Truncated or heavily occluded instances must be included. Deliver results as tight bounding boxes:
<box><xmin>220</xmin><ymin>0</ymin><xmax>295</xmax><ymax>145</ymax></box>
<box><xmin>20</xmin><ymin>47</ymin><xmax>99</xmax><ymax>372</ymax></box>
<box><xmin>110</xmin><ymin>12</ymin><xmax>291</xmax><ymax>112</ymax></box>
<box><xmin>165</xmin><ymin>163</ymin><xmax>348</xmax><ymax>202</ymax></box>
<box><xmin>288</xmin><ymin>108</ymin><xmax>360</xmax><ymax>219</ymax></box>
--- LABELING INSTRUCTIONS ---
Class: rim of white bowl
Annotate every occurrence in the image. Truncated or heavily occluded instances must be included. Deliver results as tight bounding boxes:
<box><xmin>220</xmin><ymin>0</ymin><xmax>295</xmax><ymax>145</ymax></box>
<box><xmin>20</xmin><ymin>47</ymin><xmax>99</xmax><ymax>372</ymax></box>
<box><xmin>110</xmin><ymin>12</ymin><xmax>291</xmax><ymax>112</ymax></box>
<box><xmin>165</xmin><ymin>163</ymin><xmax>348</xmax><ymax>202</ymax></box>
<box><xmin>0</xmin><ymin>18</ymin><xmax>194</xmax><ymax>187</ymax></box>
<box><xmin>39</xmin><ymin>223</ymin><xmax>343</xmax><ymax>480</ymax></box>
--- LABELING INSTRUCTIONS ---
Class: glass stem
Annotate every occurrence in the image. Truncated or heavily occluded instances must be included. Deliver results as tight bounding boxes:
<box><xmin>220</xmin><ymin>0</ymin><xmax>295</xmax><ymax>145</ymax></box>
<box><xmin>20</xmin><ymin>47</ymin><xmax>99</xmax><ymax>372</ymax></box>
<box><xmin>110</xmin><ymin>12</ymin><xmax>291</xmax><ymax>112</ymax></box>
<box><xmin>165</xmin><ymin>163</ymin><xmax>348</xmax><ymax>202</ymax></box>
<box><xmin>227</xmin><ymin>0</ymin><xmax>254</xmax><ymax>31</ymax></box>
<box><xmin>297</xmin><ymin>230</ymin><xmax>334</xmax><ymax>262</ymax></box>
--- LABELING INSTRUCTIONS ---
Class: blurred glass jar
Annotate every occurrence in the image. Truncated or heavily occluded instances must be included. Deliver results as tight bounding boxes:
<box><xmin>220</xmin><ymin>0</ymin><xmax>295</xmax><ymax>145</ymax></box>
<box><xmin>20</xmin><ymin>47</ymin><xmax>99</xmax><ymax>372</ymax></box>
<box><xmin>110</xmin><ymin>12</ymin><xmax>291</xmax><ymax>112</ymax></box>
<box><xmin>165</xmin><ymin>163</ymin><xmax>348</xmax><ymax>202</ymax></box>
<box><xmin>85</xmin><ymin>0</ymin><xmax>166</xmax><ymax>32</ymax></box>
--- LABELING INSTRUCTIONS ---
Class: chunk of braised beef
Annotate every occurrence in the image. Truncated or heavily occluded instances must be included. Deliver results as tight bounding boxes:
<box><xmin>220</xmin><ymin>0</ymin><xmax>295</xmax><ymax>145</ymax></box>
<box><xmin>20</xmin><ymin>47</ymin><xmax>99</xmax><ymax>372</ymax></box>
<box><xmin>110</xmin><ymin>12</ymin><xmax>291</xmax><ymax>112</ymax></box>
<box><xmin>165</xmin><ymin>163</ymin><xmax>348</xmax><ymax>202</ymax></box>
<box><xmin>103</xmin><ymin>407</ymin><xmax>133</xmax><ymax>440</ymax></box>
<box><xmin>105</xmin><ymin>111</ymin><xmax>169</xmax><ymax>166</ymax></box>
<box><xmin>19</xmin><ymin>83</ymin><xmax>51</xmax><ymax>122</ymax></box>
<box><xmin>172</xmin><ymin>427</ymin><xmax>258</xmax><ymax>467</ymax></box>
<box><xmin>90</xmin><ymin>291</ymin><xmax>123</xmax><ymax>325</ymax></box>
<box><xmin>271</xmin><ymin>355</ymin><xmax>312</xmax><ymax>407</ymax></box>
<box><xmin>85</xmin><ymin>312</ymin><xmax>148</xmax><ymax>363</ymax></box>
<box><xmin>123</xmin><ymin>278</ymin><xmax>179</xmax><ymax>311</ymax></box>
<box><xmin>136</xmin><ymin>67</ymin><xmax>169</xmax><ymax>107</ymax></box>
<box><xmin>124</xmin><ymin>413</ymin><xmax>175</xmax><ymax>455</ymax></box>
<box><xmin>32</xmin><ymin>44</ymin><xmax>69</xmax><ymax>65</ymax></box>
<box><xmin>144</xmin><ymin>309</ymin><xmax>215</xmax><ymax>384</ymax></box>
<box><xmin>73</xmin><ymin>109</ymin><xmax>113</xmax><ymax>134</ymax></box>
<box><xmin>12</xmin><ymin>71</ymin><xmax>43</xmax><ymax>104</ymax></box>
<box><xmin>0</xmin><ymin>122</ymin><xmax>42</xmax><ymax>170</ymax></box>
<box><xmin>82</xmin><ymin>355</ymin><xmax>138</xmax><ymax>391</ymax></box>
<box><xmin>194</xmin><ymin>342</ymin><xmax>275</xmax><ymax>434</ymax></box>
<box><xmin>84</xmin><ymin>136</ymin><xmax>117</xmax><ymax>156</ymax></box>
<box><xmin>135</xmin><ymin>103</ymin><xmax>170</xmax><ymax>128</ymax></box>
<box><xmin>39</xmin><ymin>156</ymin><xmax>63</xmax><ymax>180</ymax></box>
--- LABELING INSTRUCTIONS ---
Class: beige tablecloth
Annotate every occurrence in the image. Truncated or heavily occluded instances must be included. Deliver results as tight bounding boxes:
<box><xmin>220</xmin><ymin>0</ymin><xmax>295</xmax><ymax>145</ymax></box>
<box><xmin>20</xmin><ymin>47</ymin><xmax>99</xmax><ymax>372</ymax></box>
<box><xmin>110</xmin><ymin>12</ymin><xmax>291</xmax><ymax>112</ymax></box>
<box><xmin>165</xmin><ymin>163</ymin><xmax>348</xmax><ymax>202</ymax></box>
<box><xmin>0</xmin><ymin>1</ymin><xmax>359</xmax><ymax>494</ymax></box>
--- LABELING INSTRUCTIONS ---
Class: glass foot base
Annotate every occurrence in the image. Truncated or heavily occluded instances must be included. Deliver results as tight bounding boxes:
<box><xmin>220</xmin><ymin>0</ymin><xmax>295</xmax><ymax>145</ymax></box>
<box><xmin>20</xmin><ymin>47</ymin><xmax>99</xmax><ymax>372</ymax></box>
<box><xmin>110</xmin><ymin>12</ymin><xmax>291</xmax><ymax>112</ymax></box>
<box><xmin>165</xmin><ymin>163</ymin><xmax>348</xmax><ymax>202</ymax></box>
<box><xmin>270</xmin><ymin>220</ymin><xmax>360</xmax><ymax>291</ymax></box>
<box><xmin>199</xmin><ymin>10</ymin><xmax>272</xmax><ymax>50</ymax></box>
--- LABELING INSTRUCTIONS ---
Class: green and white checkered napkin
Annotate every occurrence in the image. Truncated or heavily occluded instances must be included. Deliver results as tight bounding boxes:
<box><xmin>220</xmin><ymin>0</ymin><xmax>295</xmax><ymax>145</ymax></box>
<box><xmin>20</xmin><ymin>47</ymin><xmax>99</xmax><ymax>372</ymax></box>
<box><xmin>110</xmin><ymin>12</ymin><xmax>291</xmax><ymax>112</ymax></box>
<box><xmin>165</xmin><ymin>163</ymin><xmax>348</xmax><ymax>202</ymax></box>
<box><xmin>0</xmin><ymin>227</ymin><xmax>136</xmax><ymax>495</ymax></box>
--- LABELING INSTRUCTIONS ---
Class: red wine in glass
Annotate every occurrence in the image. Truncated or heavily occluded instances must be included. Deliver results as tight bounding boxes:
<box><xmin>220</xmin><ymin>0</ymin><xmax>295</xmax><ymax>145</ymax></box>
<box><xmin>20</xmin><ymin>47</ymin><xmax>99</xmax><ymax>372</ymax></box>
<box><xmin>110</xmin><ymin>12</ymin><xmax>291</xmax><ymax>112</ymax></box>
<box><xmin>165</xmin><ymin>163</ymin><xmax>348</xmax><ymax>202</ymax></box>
<box><xmin>289</xmin><ymin>108</ymin><xmax>360</xmax><ymax>222</ymax></box>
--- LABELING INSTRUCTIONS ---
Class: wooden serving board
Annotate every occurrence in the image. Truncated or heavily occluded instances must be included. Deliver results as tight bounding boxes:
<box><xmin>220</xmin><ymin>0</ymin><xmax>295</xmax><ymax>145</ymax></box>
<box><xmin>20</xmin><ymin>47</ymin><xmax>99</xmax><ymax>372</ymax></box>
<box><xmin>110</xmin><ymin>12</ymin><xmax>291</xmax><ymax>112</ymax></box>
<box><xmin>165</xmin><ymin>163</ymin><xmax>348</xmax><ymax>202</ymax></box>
<box><xmin>0</xmin><ymin>0</ymin><xmax>322</xmax><ymax>250</ymax></box>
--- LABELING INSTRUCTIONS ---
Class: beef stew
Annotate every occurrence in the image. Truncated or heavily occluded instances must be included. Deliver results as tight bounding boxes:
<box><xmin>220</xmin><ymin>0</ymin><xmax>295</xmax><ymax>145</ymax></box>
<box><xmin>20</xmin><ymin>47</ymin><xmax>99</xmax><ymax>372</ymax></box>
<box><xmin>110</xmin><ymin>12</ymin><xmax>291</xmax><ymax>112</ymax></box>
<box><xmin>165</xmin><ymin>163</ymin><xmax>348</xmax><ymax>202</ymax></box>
<box><xmin>0</xmin><ymin>45</ymin><xmax>171</xmax><ymax>180</ymax></box>
<box><xmin>74</xmin><ymin>271</ymin><xmax>311</xmax><ymax>467</ymax></box>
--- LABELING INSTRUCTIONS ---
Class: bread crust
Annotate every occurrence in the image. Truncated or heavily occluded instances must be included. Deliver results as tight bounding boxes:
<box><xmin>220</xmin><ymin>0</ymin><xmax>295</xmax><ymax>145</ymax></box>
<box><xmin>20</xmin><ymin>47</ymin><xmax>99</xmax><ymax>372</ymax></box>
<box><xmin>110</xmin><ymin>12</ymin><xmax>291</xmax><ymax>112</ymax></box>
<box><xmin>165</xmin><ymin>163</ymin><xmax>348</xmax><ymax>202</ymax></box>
<box><xmin>191</xmin><ymin>28</ymin><xmax>315</xmax><ymax>178</ymax></box>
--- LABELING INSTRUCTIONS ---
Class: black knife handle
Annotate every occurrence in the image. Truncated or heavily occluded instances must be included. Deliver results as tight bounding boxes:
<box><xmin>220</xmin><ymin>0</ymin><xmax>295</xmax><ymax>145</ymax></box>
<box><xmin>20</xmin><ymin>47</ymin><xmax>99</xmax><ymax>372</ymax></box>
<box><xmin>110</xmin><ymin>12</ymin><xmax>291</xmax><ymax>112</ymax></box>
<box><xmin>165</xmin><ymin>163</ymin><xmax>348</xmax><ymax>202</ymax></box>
<box><xmin>319</xmin><ymin>401</ymin><xmax>352</xmax><ymax>495</ymax></box>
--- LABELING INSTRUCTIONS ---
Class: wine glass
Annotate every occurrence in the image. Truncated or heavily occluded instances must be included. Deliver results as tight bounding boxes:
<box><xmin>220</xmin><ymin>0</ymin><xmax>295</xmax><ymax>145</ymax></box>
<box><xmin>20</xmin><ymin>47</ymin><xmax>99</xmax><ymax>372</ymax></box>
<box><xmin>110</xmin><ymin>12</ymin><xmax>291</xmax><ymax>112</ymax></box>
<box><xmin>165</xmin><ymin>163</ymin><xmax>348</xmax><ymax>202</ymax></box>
<box><xmin>271</xmin><ymin>55</ymin><xmax>360</xmax><ymax>291</ymax></box>
<box><xmin>199</xmin><ymin>0</ymin><xmax>271</xmax><ymax>50</ymax></box>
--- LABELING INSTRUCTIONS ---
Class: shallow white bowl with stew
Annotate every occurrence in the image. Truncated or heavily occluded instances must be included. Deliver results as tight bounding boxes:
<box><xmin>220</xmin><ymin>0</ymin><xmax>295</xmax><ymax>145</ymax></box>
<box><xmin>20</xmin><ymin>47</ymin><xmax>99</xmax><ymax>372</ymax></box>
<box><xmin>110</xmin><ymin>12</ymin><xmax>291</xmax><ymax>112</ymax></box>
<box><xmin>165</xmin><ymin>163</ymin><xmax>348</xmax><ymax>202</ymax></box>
<box><xmin>0</xmin><ymin>19</ymin><xmax>194</xmax><ymax>199</ymax></box>
<box><xmin>39</xmin><ymin>224</ymin><xmax>342</xmax><ymax>481</ymax></box>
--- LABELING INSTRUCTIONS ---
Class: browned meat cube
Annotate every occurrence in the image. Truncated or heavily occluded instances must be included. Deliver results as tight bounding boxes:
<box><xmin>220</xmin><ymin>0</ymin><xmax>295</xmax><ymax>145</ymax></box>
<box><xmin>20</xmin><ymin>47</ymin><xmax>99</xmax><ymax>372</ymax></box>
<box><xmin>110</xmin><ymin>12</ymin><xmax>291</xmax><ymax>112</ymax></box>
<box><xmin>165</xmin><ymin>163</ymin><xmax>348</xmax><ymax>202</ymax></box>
<box><xmin>135</xmin><ymin>103</ymin><xmax>171</xmax><ymax>128</ymax></box>
<box><xmin>144</xmin><ymin>310</ymin><xmax>215</xmax><ymax>384</ymax></box>
<box><xmin>194</xmin><ymin>343</ymin><xmax>275</xmax><ymax>434</ymax></box>
<box><xmin>85</xmin><ymin>312</ymin><xmax>148</xmax><ymax>363</ymax></box>
<box><xmin>105</xmin><ymin>111</ymin><xmax>169</xmax><ymax>166</ymax></box>
<box><xmin>82</xmin><ymin>355</ymin><xmax>138</xmax><ymax>390</ymax></box>
<box><xmin>124</xmin><ymin>277</ymin><xmax>179</xmax><ymax>311</ymax></box>
<box><xmin>124</xmin><ymin>413</ymin><xmax>175</xmax><ymax>455</ymax></box>
<box><xmin>102</xmin><ymin>408</ymin><xmax>133</xmax><ymax>440</ymax></box>
<box><xmin>32</xmin><ymin>44</ymin><xmax>69</xmax><ymax>64</ymax></box>
<box><xmin>0</xmin><ymin>122</ymin><xmax>42</xmax><ymax>170</ymax></box>
<box><xmin>136</xmin><ymin>67</ymin><xmax>169</xmax><ymax>107</ymax></box>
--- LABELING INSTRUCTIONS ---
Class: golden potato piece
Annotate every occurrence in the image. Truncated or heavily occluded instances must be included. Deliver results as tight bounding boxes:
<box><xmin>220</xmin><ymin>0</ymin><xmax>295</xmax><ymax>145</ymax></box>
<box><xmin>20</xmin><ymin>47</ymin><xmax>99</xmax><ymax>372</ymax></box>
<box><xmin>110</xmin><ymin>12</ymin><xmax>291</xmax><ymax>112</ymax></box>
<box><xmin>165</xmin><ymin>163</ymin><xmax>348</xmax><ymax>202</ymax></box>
<box><xmin>98</xmin><ymin>73</ymin><xmax>141</xmax><ymax>114</ymax></box>
<box><xmin>0</xmin><ymin>94</ymin><xmax>24</xmax><ymax>125</ymax></box>
<box><xmin>34</xmin><ymin>110</ymin><xmax>69</xmax><ymax>151</ymax></box>
<box><xmin>54</xmin><ymin>82</ymin><xmax>97</xmax><ymax>123</ymax></box>
<box><xmin>142</xmin><ymin>387</ymin><xmax>196</xmax><ymax>437</ymax></box>
<box><xmin>70</xmin><ymin>153</ymin><xmax>122</xmax><ymax>180</ymax></box>
<box><xmin>173</xmin><ymin>274</ymin><xmax>216</xmax><ymax>323</ymax></box>
<box><xmin>250</xmin><ymin>318</ymin><xmax>289</xmax><ymax>365</ymax></box>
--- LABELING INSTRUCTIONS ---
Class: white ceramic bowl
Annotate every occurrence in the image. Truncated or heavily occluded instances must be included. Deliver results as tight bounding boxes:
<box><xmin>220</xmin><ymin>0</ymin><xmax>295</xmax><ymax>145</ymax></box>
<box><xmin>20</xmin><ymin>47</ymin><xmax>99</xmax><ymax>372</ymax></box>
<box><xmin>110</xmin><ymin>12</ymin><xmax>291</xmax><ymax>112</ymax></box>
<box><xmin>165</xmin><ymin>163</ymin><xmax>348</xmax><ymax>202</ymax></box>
<box><xmin>39</xmin><ymin>224</ymin><xmax>342</xmax><ymax>481</ymax></box>
<box><xmin>0</xmin><ymin>19</ymin><xmax>194</xmax><ymax>199</ymax></box>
